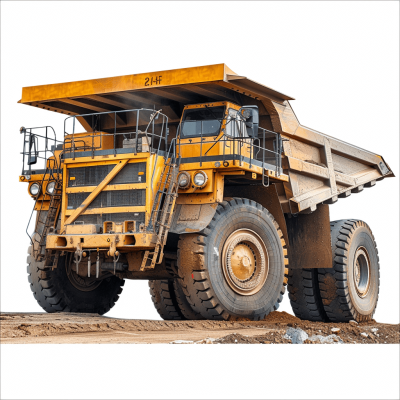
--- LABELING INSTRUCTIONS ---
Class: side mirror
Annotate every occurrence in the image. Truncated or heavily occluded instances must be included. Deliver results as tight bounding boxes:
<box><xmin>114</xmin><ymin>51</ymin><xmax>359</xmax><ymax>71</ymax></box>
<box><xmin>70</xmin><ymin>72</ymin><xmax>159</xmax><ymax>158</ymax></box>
<box><xmin>239</xmin><ymin>106</ymin><xmax>259</xmax><ymax>138</ymax></box>
<box><xmin>28</xmin><ymin>134</ymin><xmax>38</xmax><ymax>165</ymax></box>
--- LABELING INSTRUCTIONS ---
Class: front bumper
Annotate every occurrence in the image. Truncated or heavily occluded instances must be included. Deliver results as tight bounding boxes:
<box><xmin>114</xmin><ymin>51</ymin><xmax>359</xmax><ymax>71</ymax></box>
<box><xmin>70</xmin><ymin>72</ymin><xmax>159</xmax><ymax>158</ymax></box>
<box><xmin>46</xmin><ymin>232</ymin><xmax>157</xmax><ymax>251</ymax></box>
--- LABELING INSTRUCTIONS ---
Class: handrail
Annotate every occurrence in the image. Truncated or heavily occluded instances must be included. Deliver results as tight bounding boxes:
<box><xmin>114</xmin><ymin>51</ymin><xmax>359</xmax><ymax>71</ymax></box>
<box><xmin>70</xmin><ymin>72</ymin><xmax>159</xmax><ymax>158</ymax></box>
<box><xmin>20</xmin><ymin>125</ymin><xmax>62</xmax><ymax>175</ymax></box>
<box><xmin>63</xmin><ymin>108</ymin><xmax>169</xmax><ymax>159</ymax></box>
<box><xmin>176</xmin><ymin>119</ymin><xmax>282</xmax><ymax>177</ymax></box>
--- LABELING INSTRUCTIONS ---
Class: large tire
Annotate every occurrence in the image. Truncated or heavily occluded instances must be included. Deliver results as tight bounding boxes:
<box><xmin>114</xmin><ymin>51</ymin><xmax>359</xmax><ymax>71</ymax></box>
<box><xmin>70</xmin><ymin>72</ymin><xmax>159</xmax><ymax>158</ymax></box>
<box><xmin>27</xmin><ymin>250</ymin><xmax>124</xmax><ymax>314</ymax></box>
<box><xmin>177</xmin><ymin>198</ymin><xmax>289</xmax><ymax>321</ymax></box>
<box><xmin>173</xmin><ymin>280</ymin><xmax>203</xmax><ymax>320</ymax></box>
<box><xmin>288</xmin><ymin>268</ymin><xmax>328</xmax><ymax>322</ymax></box>
<box><xmin>318</xmin><ymin>219</ymin><xmax>380</xmax><ymax>322</ymax></box>
<box><xmin>148</xmin><ymin>279</ymin><xmax>203</xmax><ymax>320</ymax></box>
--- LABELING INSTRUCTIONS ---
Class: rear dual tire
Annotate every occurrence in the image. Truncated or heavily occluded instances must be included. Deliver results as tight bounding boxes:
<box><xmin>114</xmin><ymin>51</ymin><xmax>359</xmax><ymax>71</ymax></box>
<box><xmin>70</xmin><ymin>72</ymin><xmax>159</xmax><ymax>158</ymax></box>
<box><xmin>288</xmin><ymin>219</ymin><xmax>380</xmax><ymax>322</ymax></box>
<box><xmin>148</xmin><ymin>279</ymin><xmax>203</xmax><ymax>320</ymax></box>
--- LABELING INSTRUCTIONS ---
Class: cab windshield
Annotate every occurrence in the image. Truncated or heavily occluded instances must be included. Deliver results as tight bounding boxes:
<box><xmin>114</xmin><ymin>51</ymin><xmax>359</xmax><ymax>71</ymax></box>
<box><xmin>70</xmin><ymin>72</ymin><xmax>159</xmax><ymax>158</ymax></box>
<box><xmin>181</xmin><ymin>106</ymin><xmax>225</xmax><ymax>137</ymax></box>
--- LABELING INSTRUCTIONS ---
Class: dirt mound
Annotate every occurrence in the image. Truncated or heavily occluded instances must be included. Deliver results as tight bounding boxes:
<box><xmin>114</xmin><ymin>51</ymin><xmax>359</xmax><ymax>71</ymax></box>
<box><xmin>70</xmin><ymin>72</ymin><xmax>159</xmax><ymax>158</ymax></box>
<box><xmin>1</xmin><ymin>312</ymin><xmax>398</xmax><ymax>344</ymax></box>
<box><xmin>214</xmin><ymin>332</ymin><xmax>292</xmax><ymax>344</ymax></box>
<box><xmin>229</xmin><ymin>311</ymin><xmax>301</xmax><ymax>324</ymax></box>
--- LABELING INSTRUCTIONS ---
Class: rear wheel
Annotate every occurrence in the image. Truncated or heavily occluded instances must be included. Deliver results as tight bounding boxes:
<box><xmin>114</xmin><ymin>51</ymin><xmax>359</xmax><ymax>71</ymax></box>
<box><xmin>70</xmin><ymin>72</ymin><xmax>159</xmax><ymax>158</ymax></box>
<box><xmin>177</xmin><ymin>198</ymin><xmax>288</xmax><ymax>321</ymax></box>
<box><xmin>318</xmin><ymin>219</ymin><xmax>380</xmax><ymax>322</ymax></box>
<box><xmin>288</xmin><ymin>268</ymin><xmax>328</xmax><ymax>322</ymax></box>
<box><xmin>148</xmin><ymin>279</ymin><xmax>203</xmax><ymax>320</ymax></box>
<box><xmin>27</xmin><ymin>248</ymin><xmax>124</xmax><ymax>314</ymax></box>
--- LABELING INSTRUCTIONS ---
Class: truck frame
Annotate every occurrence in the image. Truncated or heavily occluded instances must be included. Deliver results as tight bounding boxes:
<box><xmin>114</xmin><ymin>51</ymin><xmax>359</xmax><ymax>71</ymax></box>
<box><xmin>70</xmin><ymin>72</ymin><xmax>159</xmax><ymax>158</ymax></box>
<box><xmin>20</xmin><ymin>64</ymin><xmax>393</xmax><ymax>321</ymax></box>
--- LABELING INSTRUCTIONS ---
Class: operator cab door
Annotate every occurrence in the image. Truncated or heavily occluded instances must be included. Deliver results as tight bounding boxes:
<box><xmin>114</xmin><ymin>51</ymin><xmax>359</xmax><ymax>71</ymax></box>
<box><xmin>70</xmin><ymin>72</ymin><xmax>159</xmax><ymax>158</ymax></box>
<box><xmin>224</xmin><ymin>107</ymin><xmax>251</xmax><ymax>160</ymax></box>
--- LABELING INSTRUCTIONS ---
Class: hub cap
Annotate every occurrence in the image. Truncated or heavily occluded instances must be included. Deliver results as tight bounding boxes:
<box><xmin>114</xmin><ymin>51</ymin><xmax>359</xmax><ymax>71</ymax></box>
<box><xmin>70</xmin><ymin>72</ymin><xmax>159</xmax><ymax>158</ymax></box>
<box><xmin>353</xmin><ymin>247</ymin><xmax>371</xmax><ymax>298</ymax></box>
<box><xmin>222</xmin><ymin>229</ymin><xmax>268</xmax><ymax>296</ymax></box>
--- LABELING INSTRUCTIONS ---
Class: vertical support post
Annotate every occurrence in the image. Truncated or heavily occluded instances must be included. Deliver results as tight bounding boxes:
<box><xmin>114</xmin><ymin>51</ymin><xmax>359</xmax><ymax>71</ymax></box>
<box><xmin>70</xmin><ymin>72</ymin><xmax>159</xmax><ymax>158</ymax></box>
<box><xmin>200</xmin><ymin>122</ymin><xmax>203</xmax><ymax>167</ymax></box>
<box><xmin>72</xmin><ymin>117</ymin><xmax>76</xmax><ymax>161</ymax></box>
<box><xmin>135</xmin><ymin>110</ymin><xmax>139</xmax><ymax>156</ymax></box>
<box><xmin>114</xmin><ymin>111</ymin><xmax>117</xmax><ymax>157</ymax></box>
<box><xmin>321</xmin><ymin>137</ymin><xmax>338</xmax><ymax>200</ymax></box>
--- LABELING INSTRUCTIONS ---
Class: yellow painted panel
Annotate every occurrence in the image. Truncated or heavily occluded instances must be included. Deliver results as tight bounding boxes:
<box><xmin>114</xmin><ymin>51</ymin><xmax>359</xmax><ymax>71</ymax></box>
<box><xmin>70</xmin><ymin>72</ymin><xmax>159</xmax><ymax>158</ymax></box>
<box><xmin>65</xmin><ymin>206</ymin><xmax>146</xmax><ymax>215</ymax></box>
<box><xmin>21</xmin><ymin>64</ymin><xmax>226</xmax><ymax>103</ymax></box>
<box><xmin>63</xmin><ymin>153</ymin><xmax>149</xmax><ymax>165</ymax></box>
<box><xmin>66</xmin><ymin>183</ymin><xmax>147</xmax><ymax>193</ymax></box>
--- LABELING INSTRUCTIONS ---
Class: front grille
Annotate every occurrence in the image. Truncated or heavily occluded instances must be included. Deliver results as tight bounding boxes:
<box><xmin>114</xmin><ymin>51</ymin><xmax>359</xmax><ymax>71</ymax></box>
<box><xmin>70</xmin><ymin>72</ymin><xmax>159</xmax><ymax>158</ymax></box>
<box><xmin>67</xmin><ymin>189</ymin><xmax>145</xmax><ymax>209</ymax></box>
<box><xmin>68</xmin><ymin>163</ymin><xmax>146</xmax><ymax>187</ymax></box>
<box><xmin>74</xmin><ymin>212</ymin><xmax>145</xmax><ymax>228</ymax></box>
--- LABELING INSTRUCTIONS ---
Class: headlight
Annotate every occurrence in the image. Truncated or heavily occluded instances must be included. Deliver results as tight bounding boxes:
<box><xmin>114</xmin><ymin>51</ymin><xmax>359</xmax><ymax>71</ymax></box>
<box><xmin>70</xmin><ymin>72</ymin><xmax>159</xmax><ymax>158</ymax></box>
<box><xmin>178</xmin><ymin>172</ymin><xmax>191</xmax><ymax>189</ymax></box>
<box><xmin>193</xmin><ymin>171</ymin><xmax>207</xmax><ymax>188</ymax></box>
<box><xmin>29</xmin><ymin>183</ymin><xmax>41</xmax><ymax>197</ymax></box>
<box><xmin>46</xmin><ymin>181</ymin><xmax>56</xmax><ymax>195</ymax></box>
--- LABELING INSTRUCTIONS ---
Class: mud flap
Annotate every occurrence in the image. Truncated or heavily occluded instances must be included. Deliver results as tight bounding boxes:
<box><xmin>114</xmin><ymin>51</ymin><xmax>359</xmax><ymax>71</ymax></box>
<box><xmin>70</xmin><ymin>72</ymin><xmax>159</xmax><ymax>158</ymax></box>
<box><xmin>285</xmin><ymin>204</ymin><xmax>332</xmax><ymax>269</ymax></box>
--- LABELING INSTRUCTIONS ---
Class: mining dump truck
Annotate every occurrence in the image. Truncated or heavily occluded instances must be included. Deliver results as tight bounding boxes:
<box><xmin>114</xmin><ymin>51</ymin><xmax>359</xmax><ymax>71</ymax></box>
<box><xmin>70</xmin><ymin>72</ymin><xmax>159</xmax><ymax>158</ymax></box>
<box><xmin>19</xmin><ymin>64</ymin><xmax>394</xmax><ymax>322</ymax></box>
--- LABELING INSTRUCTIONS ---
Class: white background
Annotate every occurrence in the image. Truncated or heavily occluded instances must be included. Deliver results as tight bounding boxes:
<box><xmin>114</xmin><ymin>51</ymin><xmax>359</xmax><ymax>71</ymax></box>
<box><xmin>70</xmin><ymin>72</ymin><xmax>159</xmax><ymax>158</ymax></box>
<box><xmin>1</xmin><ymin>2</ymin><xmax>399</xmax><ymax>400</ymax></box>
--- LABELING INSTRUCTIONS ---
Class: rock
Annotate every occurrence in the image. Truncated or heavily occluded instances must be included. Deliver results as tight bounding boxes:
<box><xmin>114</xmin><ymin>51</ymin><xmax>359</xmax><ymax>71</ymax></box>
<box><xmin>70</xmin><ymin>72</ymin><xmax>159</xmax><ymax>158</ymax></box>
<box><xmin>194</xmin><ymin>337</ymin><xmax>216</xmax><ymax>344</ymax></box>
<box><xmin>360</xmin><ymin>332</ymin><xmax>368</xmax><ymax>338</ymax></box>
<box><xmin>169</xmin><ymin>340</ymin><xmax>194</xmax><ymax>344</ymax></box>
<box><xmin>283</xmin><ymin>327</ymin><xmax>308</xmax><ymax>344</ymax></box>
<box><xmin>371</xmin><ymin>328</ymin><xmax>378</xmax><ymax>333</ymax></box>
<box><xmin>331</xmin><ymin>327</ymin><xmax>341</xmax><ymax>333</ymax></box>
<box><xmin>308</xmin><ymin>334</ymin><xmax>343</xmax><ymax>344</ymax></box>
<box><xmin>349</xmin><ymin>320</ymin><xmax>358</xmax><ymax>325</ymax></box>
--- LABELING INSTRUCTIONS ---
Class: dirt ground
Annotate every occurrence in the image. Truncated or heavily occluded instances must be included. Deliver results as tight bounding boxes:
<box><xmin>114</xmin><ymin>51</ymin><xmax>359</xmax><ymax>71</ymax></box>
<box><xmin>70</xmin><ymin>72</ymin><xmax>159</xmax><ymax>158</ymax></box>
<box><xmin>0</xmin><ymin>311</ymin><xmax>398</xmax><ymax>344</ymax></box>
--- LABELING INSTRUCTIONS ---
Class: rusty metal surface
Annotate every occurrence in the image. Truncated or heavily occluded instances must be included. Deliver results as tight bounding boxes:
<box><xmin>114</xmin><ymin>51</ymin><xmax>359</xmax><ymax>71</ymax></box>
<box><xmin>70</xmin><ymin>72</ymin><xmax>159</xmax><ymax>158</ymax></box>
<box><xmin>285</xmin><ymin>204</ymin><xmax>331</xmax><ymax>269</ymax></box>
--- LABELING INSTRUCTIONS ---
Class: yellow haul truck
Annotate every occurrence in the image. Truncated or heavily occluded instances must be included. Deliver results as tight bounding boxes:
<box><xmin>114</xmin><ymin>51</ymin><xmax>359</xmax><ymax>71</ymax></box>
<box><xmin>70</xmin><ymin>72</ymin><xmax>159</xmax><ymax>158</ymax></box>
<box><xmin>20</xmin><ymin>64</ymin><xmax>394</xmax><ymax>321</ymax></box>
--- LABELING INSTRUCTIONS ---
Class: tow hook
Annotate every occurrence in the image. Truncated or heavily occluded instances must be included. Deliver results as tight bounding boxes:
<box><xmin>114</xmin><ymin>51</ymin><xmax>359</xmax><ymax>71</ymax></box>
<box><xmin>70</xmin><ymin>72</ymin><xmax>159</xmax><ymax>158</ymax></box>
<box><xmin>74</xmin><ymin>243</ymin><xmax>83</xmax><ymax>274</ymax></box>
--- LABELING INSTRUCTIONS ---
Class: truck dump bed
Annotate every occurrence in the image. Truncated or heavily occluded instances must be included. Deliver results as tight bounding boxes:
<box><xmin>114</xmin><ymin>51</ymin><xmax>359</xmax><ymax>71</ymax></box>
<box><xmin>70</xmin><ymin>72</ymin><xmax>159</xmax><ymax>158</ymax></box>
<box><xmin>19</xmin><ymin>63</ymin><xmax>394</xmax><ymax>213</ymax></box>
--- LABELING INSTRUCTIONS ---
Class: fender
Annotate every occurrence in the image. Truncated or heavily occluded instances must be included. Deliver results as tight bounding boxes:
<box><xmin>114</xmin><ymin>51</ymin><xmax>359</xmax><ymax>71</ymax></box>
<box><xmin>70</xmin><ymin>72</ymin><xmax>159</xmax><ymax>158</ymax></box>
<box><xmin>169</xmin><ymin>203</ymin><xmax>219</xmax><ymax>234</ymax></box>
<box><xmin>225</xmin><ymin>183</ymin><xmax>332</xmax><ymax>269</ymax></box>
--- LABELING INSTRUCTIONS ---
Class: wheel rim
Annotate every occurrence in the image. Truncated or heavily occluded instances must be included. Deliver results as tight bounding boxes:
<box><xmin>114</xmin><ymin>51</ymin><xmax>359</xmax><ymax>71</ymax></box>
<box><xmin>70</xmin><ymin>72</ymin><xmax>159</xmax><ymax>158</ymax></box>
<box><xmin>66</xmin><ymin>258</ymin><xmax>102</xmax><ymax>292</ymax></box>
<box><xmin>222</xmin><ymin>229</ymin><xmax>269</xmax><ymax>296</ymax></box>
<box><xmin>353</xmin><ymin>246</ymin><xmax>371</xmax><ymax>298</ymax></box>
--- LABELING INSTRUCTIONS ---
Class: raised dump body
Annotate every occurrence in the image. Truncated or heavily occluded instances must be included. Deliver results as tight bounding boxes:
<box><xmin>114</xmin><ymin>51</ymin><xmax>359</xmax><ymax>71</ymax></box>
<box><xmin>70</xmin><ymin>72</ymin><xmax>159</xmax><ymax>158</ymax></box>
<box><xmin>19</xmin><ymin>64</ymin><xmax>393</xmax><ymax>322</ymax></box>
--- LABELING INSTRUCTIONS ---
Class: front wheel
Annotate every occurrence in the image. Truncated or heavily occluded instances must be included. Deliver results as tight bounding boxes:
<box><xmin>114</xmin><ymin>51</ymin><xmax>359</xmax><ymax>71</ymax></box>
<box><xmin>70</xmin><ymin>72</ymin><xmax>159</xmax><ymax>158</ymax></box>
<box><xmin>27</xmin><ymin>249</ymin><xmax>124</xmax><ymax>314</ymax></box>
<box><xmin>177</xmin><ymin>198</ymin><xmax>289</xmax><ymax>320</ymax></box>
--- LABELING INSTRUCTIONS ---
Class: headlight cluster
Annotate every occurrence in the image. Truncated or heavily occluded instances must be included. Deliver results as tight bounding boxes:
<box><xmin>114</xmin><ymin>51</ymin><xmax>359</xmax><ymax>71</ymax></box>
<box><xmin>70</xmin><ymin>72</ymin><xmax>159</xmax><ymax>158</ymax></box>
<box><xmin>193</xmin><ymin>171</ymin><xmax>207</xmax><ymax>188</ymax></box>
<box><xmin>177</xmin><ymin>171</ymin><xmax>208</xmax><ymax>190</ymax></box>
<box><xmin>178</xmin><ymin>172</ymin><xmax>191</xmax><ymax>189</ymax></box>
<box><xmin>29</xmin><ymin>181</ymin><xmax>56</xmax><ymax>197</ymax></box>
<box><xmin>46</xmin><ymin>181</ymin><xmax>56</xmax><ymax>195</ymax></box>
<box><xmin>29</xmin><ymin>183</ymin><xmax>41</xmax><ymax>197</ymax></box>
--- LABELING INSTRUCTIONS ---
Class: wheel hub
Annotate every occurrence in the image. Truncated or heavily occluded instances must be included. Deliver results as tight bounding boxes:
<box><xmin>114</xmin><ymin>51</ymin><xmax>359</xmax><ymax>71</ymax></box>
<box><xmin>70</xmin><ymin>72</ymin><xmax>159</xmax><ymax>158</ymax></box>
<box><xmin>353</xmin><ymin>246</ymin><xmax>371</xmax><ymax>298</ymax></box>
<box><xmin>66</xmin><ymin>257</ymin><xmax>102</xmax><ymax>292</ymax></box>
<box><xmin>222</xmin><ymin>229</ymin><xmax>268</xmax><ymax>296</ymax></box>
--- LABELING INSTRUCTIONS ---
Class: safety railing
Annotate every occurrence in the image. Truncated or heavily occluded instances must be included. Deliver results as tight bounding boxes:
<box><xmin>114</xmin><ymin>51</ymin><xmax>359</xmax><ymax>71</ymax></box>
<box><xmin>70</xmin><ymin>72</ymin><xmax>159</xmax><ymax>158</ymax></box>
<box><xmin>63</xmin><ymin>108</ymin><xmax>169</xmax><ymax>160</ymax></box>
<box><xmin>20</xmin><ymin>126</ymin><xmax>63</xmax><ymax>176</ymax></box>
<box><xmin>176</xmin><ymin>119</ymin><xmax>283</xmax><ymax>183</ymax></box>
<box><xmin>20</xmin><ymin>126</ymin><xmax>63</xmax><ymax>246</ymax></box>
